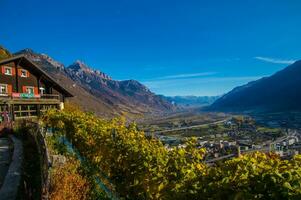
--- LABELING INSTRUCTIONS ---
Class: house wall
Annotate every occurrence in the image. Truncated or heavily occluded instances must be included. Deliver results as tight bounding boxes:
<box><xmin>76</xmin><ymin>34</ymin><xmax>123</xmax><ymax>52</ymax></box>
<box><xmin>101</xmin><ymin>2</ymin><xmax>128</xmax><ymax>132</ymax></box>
<box><xmin>0</xmin><ymin>61</ymin><xmax>38</xmax><ymax>94</ymax></box>
<box><xmin>0</xmin><ymin>60</ymin><xmax>66</xmax><ymax>102</ymax></box>
<box><xmin>16</xmin><ymin>62</ymin><xmax>39</xmax><ymax>93</ymax></box>
<box><xmin>0</xmin><ymin>62</ymin><xmax>17</xmax><ymax>92</ymax></box>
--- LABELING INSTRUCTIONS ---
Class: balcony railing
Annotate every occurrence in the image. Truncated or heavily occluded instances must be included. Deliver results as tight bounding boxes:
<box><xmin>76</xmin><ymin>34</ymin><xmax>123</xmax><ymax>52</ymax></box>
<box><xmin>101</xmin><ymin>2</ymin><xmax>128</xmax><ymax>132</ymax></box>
<box><xmin>0</xmin><ymin>93</ymin><xmax>60</xmax><ymax>101</ymax></box>
<box><xmin>40</xmin><ymin>94</ymin><xmax>60</xmax><ymax>100</ymax></box>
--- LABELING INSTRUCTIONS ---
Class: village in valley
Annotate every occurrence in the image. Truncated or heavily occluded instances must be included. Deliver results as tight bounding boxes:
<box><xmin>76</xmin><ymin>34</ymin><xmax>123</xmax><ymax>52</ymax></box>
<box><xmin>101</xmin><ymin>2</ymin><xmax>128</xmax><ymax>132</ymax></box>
<box><xmin>141</xmin><ymin>112</ymin><xmax>301</xmax><ymax>163</ymax></box>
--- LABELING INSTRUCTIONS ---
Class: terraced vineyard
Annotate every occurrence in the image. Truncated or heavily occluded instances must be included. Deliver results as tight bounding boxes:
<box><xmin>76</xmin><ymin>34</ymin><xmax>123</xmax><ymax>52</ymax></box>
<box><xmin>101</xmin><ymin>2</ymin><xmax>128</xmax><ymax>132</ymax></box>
<box><xmin>44</xmin><ymin>107</ymin><xmax>301</xmax><ymax>199</ymax></box>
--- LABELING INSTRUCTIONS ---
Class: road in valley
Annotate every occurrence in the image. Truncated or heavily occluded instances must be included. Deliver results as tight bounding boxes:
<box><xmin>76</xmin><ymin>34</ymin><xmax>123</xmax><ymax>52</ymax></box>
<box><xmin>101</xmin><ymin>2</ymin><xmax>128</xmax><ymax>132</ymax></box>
<box><xmin>155</xmin><ymin>118</ymin><xmax>230</xmax><ymax>134</ymax></box>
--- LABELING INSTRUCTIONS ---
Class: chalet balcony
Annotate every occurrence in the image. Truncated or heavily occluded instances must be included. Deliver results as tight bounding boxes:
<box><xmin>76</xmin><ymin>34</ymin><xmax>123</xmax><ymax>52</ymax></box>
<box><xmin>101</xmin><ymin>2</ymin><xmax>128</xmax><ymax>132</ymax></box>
<box><xmin>0</xmin><ymin>93</ymin><xmax>61</xmax><ymax>105</ymax></box>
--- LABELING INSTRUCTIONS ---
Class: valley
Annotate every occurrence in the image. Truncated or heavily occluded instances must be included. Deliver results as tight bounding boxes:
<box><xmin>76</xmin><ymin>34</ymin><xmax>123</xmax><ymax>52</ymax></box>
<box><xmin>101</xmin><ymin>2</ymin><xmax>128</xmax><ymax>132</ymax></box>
<box><xmin>140</xmin><ymin>110</ymin><xmax>301</xmax><ymax>163</ymax></box>
<box><xmin>2</xmin><ymin>44</ymin><xmax>301</xmax><ymax>199</ymax></box>
<box><xmin>2</xmin><ymin>1</ymin><xmax>301</xmax><ymax>199</ymax></box>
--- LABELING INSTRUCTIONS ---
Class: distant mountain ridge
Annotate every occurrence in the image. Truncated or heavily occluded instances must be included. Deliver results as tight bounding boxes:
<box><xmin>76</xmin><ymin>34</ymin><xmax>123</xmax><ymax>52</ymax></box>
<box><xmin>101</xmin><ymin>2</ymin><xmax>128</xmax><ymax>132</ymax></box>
<box><xmin>162</xmin><ymin>95</ymin><xmax>219</xmax><ymax>107</ymax></box>
<box><xmin>210</xmin><ymin>60</ymin><xmax>301</xmax><ymax>113</ymax></box>
<box><xmin>0</xmin><ymin>47</ymin><xmax>175</xmax><ymax>118</ymax></box>
<box><xmin>65</xmin><ymin>60</ymin><xmax>174</xmax><ymax>115</ymax></box>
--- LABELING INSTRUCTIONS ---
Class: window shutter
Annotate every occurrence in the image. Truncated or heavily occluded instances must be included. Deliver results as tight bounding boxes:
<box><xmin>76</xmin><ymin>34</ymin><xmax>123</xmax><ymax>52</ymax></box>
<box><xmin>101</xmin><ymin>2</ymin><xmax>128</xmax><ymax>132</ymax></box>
<box><xmin>22</xmin><ymin>86</ymin><xmax>27</xmax><ymax>93</ymax></box>
<box><xmin>1</xmin><ymin>66</ymin><xmax>4</xmax><ymax>74</ymax></box>
<box><xmin>18</xmin><ymin>69</ymin><xmax>21</xmax><ymax>77</ymax></box>
<box><xmin>7</xmin><ymin>85</ymin><xmax>12</xmax><ymax>94</ymax></box>
<box><xmin>34</xmin><ymin>87</ymin><xmax>39</xmax><ymax>95</ymax></box>
<box><xmin>12</xmin><ymin>68</ymin><xmax>16</xmax><ymax>76</ymax></box>
<box><xmin>27</xmin><ymin>71</ymin><xmax>30</xmax><ymax>77</ymax></box>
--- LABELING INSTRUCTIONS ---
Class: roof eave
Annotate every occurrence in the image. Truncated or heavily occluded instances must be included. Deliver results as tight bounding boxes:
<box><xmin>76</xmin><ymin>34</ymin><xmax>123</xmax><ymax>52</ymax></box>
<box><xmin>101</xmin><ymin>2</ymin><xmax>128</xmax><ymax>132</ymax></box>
<box><xmin>0</xmin><ymin>55</ymin><xmax>74</xmax><ymax>97</ymax></box>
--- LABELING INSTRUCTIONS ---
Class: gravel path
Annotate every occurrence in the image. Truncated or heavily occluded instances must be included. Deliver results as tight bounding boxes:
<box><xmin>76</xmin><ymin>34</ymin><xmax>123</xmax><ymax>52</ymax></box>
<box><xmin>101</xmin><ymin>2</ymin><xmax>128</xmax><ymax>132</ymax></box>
<box><xmin>0</xmin><ymin>137</ymin><xmax>12</xmax><ymax>187</ymax></box>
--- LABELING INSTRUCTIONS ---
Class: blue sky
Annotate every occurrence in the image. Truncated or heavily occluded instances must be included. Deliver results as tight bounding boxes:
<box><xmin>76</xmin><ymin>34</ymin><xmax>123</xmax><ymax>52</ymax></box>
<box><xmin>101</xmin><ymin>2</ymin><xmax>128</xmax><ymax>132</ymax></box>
<box><xmin>1</xmin><ymin>0</ymin><xmax>301</xmax><ymax>96</ymax></box>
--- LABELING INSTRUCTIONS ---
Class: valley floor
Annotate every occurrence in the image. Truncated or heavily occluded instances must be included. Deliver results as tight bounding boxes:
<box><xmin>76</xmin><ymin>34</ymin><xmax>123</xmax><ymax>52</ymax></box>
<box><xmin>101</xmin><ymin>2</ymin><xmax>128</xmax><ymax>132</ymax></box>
<box><xmin>140</xmin><ymin>110</ymin><xmax>301</xmax><ymax>163</ymax></box>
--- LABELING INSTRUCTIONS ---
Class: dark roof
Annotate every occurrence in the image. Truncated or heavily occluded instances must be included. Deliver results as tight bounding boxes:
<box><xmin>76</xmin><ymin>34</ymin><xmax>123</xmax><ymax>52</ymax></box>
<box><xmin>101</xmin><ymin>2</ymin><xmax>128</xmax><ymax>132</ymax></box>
<box><xmin>0</xmin><ymin>55</ymin><xmax>73</xmax><ymax>97</ymax></box>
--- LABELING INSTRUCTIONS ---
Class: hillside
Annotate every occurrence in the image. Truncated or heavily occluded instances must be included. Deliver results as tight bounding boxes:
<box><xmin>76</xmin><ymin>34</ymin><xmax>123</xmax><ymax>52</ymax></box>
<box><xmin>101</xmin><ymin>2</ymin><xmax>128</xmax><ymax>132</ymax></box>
<box><xmin>15</xmin><ymin>49</ymin><xmax>117</xmax><ymax>118</ymax></box>
<box><xmin>6</xmin><ymin>47</ymin><xmax>175</xmax><ymax>118</ymax></box>
<box><xmin>45</xmin><ymin>108</ymin><xmax>301</xmax><ymax>200</ymax></box>
<box><xmin>66</xmin><ymin>60</ymin><xmax>174</xmax><ymax>116</ymax></box>
<box><xmin>210</xmin><ymin>60</ymin><xmax>301</xmax><ymax>113</ymax></box>
<box><xmin>0</xmin><ymin>46</ymin><xmax>11</xmax><ymax>60</ymax></box>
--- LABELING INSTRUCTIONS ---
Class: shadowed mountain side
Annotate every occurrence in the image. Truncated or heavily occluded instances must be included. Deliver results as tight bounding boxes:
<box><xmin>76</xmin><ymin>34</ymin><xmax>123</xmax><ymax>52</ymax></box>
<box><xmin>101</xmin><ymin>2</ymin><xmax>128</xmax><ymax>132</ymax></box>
<box><xmin>210</xmin><ymin>60</ymin><xmax>301</xmax><ymax>113</ymax></box>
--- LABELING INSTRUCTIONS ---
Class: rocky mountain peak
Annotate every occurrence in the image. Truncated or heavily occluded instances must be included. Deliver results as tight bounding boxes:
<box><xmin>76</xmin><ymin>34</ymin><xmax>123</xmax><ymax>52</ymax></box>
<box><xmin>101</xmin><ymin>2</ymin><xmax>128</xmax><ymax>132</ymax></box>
<box><xmin>1</xmin><ymin>45</ymin><xmax>175</xmax><ymax>116</ymax></box>
<box><xmin>16</xmin><ymin>49</ymin><xmax>65</xmax><ymax>70</ymax></box>
<box><xmin>68</xmin><ymin>60</ymin><xmax>91</xmax><ymax>72</ymax></box>
<box><xmin>19</xmin><ymin>48</ymin><xmax>35</xmax><ymax>54</ymax></box>
<box><xmin>68</xmin><ymin>60</ymin><xmax>112</xmax><ymax>80</ymax></box>
<box><xmin>120</xmin><ymin>79</ymin><xmax>150</xmax><ymax>92</ymax></box>
<box><xmin>40</xmin><ymin>53</ymin><xmax>65</xmax><ymax>69</ymax></box>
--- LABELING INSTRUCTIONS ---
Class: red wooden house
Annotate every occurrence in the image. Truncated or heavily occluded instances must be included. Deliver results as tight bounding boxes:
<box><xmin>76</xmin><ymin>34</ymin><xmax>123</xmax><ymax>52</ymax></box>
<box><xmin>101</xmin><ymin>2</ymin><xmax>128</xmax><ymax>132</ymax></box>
<box><xmin>0</xmin><ymin>55</ymin><xmax>73</xmax><ymax>121</ymax></box>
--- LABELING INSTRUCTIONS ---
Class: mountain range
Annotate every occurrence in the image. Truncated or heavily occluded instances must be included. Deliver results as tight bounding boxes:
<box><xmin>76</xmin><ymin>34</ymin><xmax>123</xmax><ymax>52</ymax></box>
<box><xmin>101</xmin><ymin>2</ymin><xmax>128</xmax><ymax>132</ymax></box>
<box><xmin>210</xmin><ymin>60</ymin><xmax>301</xmax><ymax>113</ymax></box>
<box><xmin>162</xmin><ymin>95</ymin><xmax>219</xmax><ymax>108</ymax></box>
<box><xmin>3</xmin><ymin>45</ymin><xmax>300</xmax><ymax>116</ymax></box>
<box><xmin>0</xmin><ymin>46</ymin><xmax>175</xmax><ymax>118</ymax></box>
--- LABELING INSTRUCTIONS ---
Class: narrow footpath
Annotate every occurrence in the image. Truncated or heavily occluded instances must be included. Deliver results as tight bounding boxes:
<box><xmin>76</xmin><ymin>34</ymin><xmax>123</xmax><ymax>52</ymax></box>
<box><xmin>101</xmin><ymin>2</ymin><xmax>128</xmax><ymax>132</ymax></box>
<box><xmin>0</xmin><ymin>137</ymin><xmax>12</xmax><ymax>187</ymax></box>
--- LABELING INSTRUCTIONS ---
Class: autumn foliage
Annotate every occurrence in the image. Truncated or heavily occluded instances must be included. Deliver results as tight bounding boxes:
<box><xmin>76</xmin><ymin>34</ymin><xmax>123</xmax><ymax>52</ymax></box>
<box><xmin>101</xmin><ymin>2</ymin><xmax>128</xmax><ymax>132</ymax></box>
<box><xmin>44</xmin><ymin>108</ymin><xmax>301</xmax><ymax>199</ymax></box>
<box><xmin>49</xmin><ymin>159</ymin><xmax>90</xmax><ymax>200</ymax></box>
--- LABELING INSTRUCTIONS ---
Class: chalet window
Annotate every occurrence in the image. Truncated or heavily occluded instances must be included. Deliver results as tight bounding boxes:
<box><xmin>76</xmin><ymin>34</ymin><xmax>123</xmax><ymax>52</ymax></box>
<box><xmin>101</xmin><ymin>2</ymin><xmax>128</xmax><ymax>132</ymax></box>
<box><xmin>4</xmin><ymin>66</ymin><xmax>12</xmax><ymax>75</ymax></box>
<box><xmin>25</xmin><ymin>86</ymin><xmax>34</xmax><ymax>94</ymax></box>
<box><xmin>20</xmin><ymin>69</ymin><xmax>28</xmax><ymax>77</ymax></box>
<box><xmin>0</xmin><ymin>84</ymin><xmax>7</xmax><ymax>94</ymax></box>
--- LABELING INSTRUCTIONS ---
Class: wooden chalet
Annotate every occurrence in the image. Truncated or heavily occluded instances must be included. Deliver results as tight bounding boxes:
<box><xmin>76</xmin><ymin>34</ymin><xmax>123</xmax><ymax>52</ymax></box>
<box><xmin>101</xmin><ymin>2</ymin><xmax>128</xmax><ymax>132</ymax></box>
<box><xmin>0</xmin><ymin>55</ymin><xmax>73</xmax><ymax>121</ymax></box>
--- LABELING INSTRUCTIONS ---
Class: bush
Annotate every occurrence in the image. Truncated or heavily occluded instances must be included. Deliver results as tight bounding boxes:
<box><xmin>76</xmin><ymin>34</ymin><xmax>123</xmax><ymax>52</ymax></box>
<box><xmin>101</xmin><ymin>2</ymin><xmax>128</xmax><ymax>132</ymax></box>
<box><xmin>49</xmin><ymin>159</ymin><xmax>90</xmax><ymax>200</ymax></box>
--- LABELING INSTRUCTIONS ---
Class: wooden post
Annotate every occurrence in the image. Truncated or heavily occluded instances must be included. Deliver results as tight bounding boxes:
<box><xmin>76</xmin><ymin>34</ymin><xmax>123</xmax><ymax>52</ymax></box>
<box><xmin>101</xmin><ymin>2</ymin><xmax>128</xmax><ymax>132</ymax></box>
<box><xmin>10</xmin><ymin>103</ymin><xmax>14</xmax><ymax>122</ymax></box>
<box><xmin>237</xmin><ymin>145</ymin><xmax>241</xmax><ymax>157</ymax></box>
<box><xmin>37</xmin><ymin>104</ymin><xmax>40</xmax><ymax>117</ymax></box>
<box><xmin>37</xmin><ymin>75</ymin><xmax>41</xmax><ymax>95</ymax></box>
<box><xmin>14</xmin><ymin>61</ymin><xmax>19</xmax><ymax>93</ymax></box>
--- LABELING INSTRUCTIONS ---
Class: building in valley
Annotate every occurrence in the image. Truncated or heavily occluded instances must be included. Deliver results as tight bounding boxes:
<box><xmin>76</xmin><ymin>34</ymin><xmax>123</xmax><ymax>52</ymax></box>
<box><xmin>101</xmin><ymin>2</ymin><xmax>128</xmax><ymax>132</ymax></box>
<box><xmin>0</xmin><ymin>55</ymin><xmax>73</xmax><ymax>121</ymax></box>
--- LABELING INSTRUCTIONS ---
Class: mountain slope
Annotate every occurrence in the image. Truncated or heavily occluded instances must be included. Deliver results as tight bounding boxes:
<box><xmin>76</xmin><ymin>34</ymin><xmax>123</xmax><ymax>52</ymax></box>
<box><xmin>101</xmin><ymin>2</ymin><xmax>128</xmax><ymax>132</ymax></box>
<box><xmin>15</xmin><ymin>48</ymin><xmax>174</xmax><ymax>118</ymax></box>
<box><xmin>66</xmin><ymin>61</ymin><xmax>174</xmax><ymax>115</ymax></box>
<box><xmin>210</xmin><ymin>61</ymin><xmax>301</xmax><ymax>112</ymax></box>
<box><xmin>0</xmin><ymin>46</ymin><xmax>11</xmax><ymax>60</ymax></box>
<box><xmin>16</xmin><ymin>49</ymin><xmax>117</xmax><ymax>117</ymax></box>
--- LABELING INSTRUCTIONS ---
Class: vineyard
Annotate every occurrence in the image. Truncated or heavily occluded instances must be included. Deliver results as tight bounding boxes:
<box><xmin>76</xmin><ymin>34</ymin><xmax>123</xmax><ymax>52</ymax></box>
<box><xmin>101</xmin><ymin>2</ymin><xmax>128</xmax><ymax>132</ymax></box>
<box><xmin>44</xmin><ymin>107</ymin><xmax>301</xmax><ymax>200</ymax></box>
